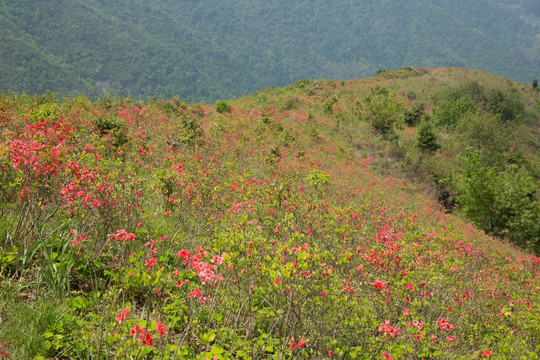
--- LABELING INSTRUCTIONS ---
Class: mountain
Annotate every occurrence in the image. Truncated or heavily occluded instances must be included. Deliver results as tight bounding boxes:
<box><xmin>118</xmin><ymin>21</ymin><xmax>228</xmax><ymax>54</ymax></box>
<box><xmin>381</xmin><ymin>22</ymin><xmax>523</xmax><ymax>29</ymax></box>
<box><xmin>1</xmin><ymin>67</ymin><xmax>539</xmax><ymax>359</ymax></box>
<box><xmin>1</xmin><ymin>0</ymin><xmax>539</xmax><ymax>102</ymax></box>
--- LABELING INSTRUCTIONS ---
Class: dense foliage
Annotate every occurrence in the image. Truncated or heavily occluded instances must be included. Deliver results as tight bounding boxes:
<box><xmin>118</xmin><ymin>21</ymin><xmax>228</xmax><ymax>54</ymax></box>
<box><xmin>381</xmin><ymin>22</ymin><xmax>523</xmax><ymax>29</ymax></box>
<box><xmin>0</xmin><ymin>68</ymin><xmax>539</xmax><ymax>359</ymax></box>
<box><xmin>0</xmin><ymin>0</ymin><xmax>539</xmax><ymax>102</ymax></box>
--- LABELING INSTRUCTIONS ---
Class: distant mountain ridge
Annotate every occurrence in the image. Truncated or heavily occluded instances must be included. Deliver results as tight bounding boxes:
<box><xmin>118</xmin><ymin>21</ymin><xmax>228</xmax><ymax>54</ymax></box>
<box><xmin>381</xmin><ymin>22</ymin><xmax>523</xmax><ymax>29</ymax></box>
<box><xmin>0</xmin><ymin>0</ymin><xmax>538</xmax><ymax>102</ymax></box>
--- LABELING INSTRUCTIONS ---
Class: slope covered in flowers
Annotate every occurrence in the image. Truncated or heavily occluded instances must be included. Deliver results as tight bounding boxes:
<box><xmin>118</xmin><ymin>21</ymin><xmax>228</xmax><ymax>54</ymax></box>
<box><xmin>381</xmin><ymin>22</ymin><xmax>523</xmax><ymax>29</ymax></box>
<box><xmin>0</xmin><ymin>69</ymin><xmax>539</xmax><ymax>359</ymax></box>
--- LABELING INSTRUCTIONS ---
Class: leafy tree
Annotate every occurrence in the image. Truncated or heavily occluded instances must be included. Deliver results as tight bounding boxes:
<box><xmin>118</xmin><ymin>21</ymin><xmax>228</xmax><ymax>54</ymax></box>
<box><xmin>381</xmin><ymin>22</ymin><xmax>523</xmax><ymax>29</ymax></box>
<box><xmin>432</xmin><ymin>96</ymin><xmax>477</xmax><ymax>128</ymax></box>
<box><xmin>485</xmin><ymin>89</ymin><xmax>524</xmax><ymax>122</ymax></box>
<box><xmin>456</xmin><ymin>148</ymin><xmax>539</xmax><ymax>250</ymax></box>
<box><xmin>356</xmin><ymin>86</ymin><xmax>403</xmax><ymax>136</ymax></box>
<box><xmin>461</xmin><ymin>81</ymin><xmax>487</xmax><ymax>105</ymax></box>
<box><xmin>455</xmin><ymin>113</ymin><xmax>509</xmax><ymax>166</ymax></box>
<box><xmin>533</xmin><ymin>78</ymin><xmax>538</xmax><ymax>90</ymax></box>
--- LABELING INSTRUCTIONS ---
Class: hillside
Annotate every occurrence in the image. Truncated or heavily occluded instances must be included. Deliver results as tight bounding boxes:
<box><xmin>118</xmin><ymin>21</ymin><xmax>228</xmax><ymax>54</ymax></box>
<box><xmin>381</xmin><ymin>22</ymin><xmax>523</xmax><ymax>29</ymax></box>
<box><xmin>0</xmin><ymin>68</ymin><xmax>539</xmax><ymax>359</ymax></box>
<box><xmin>0</xmin><ymin>0</ymin><xmax>539</xmax><ymax>102</ymax></box>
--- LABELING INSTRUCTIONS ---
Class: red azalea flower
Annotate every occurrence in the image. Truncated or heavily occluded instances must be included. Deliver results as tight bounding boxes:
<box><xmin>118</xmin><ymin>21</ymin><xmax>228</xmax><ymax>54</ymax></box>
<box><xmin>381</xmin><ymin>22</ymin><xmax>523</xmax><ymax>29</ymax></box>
<box><xmin>156</xmin><ymin>321</ymin><xmax>167</xmax><ymax>336</ymax></box>
<box><xmin>373</xmin><ymin>280</ymin><xmax>386</xmax><ymax>290</ymax></box>
<box><xmin>481</xmin><ymin>350</ymin><xmax>493</xmax><ymax>357</ymax></box>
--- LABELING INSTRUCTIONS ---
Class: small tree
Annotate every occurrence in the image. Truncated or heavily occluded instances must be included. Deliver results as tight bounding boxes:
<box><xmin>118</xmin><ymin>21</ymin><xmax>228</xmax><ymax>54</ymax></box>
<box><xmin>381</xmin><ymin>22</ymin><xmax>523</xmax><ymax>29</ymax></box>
<box><xmin>532</xmin><ymin>78</ymin><xmax>538</xmax><ymax>90</ymax></box>
<box><xmin>356</xmin><ymin>86</ymin><xmax>403</xmax><ymax>136</ymax></box>
<box><xmin>486</xmin><ymin>89</ymin><xmax>524</xmax><ymax>122</ymax></box>
<box><xmin>416</xmin><ymin>120</ymin><xmax>440</xmax><ymax>152</ymax></box>
<box><xmin>432</xmin><ymin>97</ymin><xmax>477</xmax><ymax>128</ymax></box>
<box><xmin>403</xmin><ymin>103</ymin><xmax>425</xmax><ymax>126</ymax></box>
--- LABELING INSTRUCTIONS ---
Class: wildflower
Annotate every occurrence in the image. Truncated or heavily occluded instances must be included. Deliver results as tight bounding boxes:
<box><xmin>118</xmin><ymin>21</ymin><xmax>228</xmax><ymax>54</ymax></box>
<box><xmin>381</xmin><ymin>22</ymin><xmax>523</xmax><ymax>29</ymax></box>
<box><xmin>116</xmin><ymin>308</ymin><xmax>130</xmax><ymax>324</ymax></box>
<box><xmin>177</xmin><ymin>249</ymin><xmax>191</xmax><ymax>265</ymax></box>
<box><xmin>72</xmin><ymin>235</ymin><xmax>87</xmax><ymax>246</ymax></box>
<box><xmin>481</xmin><ymin>350</ymin><xmax>493</xmax><ymax>357</ymax></box>
<box><xmin>142</xmin><ymin>331</ymin><xmax>154</xmax><ymax>346</ymax></box>
<box><xmin>289</xmin><ymin>336</ymin><xmax>306</xmax><ymax>350</ymax></box>
<box><xmin>130</xmin><ymin>325</ymin><xmax>144</xmax><ymax>336</ymax></box>
<box><xmin>382</xmin><ymin>353</ymin><xmax>392</xmax><ymax>360</ymax></box>
<box><xmin>379</xmin><ymin>320</ymin><xmax>401</xmax><ymax>338</ymax></box>
<box><xmin>188</xmin><ymin>288</ymin><xmax>202</xmax><ymax>298</ymax></box>
<box><xmin>156</xmin><ymin>321</ymin><xmax>167</xmax><ymax>336</ymax></box>
<box><xmin>403</xmin><ymin>283</ymin><xmax>415</xmax><ymax>291</ymax></box>
<box><xmin>437</xmin><ymin>318</ymin><xmax>454</xmax><ymax>331</ymax></box>
<box><xmin>446</xmin><ymin>336</ymin><xmax>456</xmax><ymax>342</ymax></box>
<box><xmin>373</xmin><ymin>280</ymin><xmax>386</xmax><ymax>290</ymax></box>
<box><xmin>110</xmin><ymin>229</ymin><xmax>136</xmax><ymax>241</ymax></box>
<box><xmin>210</xmin><ymin>254</ymin><xmax>225</xmax><ymax>265</ymax></box>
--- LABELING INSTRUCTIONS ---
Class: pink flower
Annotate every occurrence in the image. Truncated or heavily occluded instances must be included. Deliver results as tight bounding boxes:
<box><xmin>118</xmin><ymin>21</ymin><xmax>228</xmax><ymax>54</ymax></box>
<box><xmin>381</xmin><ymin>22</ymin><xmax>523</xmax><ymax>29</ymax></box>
<box><xmin>116</xmin><ymin>308</ymin><xmax>130</xmax><ymax>324</ymax></box>
<box><xmin>289</xmin><ymin>336</ymin><xmax>296</xmax><ymax>350</ymax></box>
<box><xmin>481</xmin><ymin>350</ymin><xmax>493</xmax><ymax>357</ymax></box>
<box><xmin>373</xmin><ymin>280</ymin><xmax>386</xmax><ymax>290</ymax></box>
<box><xmin>210</xmin><ymin>254</ymin><xmax>225</xmax><ymax>265</ymax></box>
<box><xmin>382</xmin><ymin>353</ymin><xmax>392</xmax><ymax>360</ymax></box>
<box><xmin>130</xmin><ymin>325</ymin><xmax>143</xmax><ymax>336</ymax></box>
<box><xmin>289</xmin><ymin>336</ymin><xmax>306</xmax><ymax>350</ymax></box>
<box><xmin>188</xmin><ymin>288</ymin><xmax>202</xmax><ymax>298</ymax></box>
<box><xmin>437</xmin><ymin>318</ymin><xmax>454</xmax><ymax>331</ymax></box>
<box><xmin>156</xmin><ymin>321</ymin><xmax>167</xmax><ymax>336</ymax></box>
<box><xmin>177</xmin><ymin>249</ymin><xmax>191</xmax><ymax>264</ymax></box>
<box><xmin>379</xmin><ymin>320</ymin><xmax>401</xmax><ymax>338</ymax></box>
<box><xmin>110</xmin><ymin>229</ymin><xmax>136</xmax><ymax>241</ymax></box>
<box><xmin>142</xmin><ymin>331</ymin><xmax>154</xmax><ymax>346</ymax></box>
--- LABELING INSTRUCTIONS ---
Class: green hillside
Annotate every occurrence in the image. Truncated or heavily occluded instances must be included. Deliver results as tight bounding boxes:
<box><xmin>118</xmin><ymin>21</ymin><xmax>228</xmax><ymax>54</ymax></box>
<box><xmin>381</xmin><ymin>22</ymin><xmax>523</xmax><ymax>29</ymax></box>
<box><xmin>0</xmin><ymin>0</ymin><xmax>539</xmax><ymax>102</ymax></box>
<box><xmin>0</xmin><ymin>68</ymin><xmax>539</xmax><ymax>359</ymax></box>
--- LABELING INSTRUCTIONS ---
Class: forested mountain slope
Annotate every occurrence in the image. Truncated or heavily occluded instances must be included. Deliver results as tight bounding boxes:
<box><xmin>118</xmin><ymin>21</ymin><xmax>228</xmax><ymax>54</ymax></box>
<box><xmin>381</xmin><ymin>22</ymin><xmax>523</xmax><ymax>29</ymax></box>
<box><xmin>0</xmin><ymin>0</ymin><xmax>539</xmax><ymax>102</ymax></box>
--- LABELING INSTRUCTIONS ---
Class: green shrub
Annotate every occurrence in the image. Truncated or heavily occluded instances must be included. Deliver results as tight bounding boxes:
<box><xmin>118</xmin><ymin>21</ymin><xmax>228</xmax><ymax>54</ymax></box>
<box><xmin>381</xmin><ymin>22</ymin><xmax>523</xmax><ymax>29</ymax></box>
<box><xmin>215</xmin><ymin>100</ymin><xmax>232</xmax><ymax>113</ymax></box>
<box><xmin>485</xmin><ymin>89</ymin><xmax>524</xmax><ymax>122</ymax></box>
<box><xmin>403</xmin><ymin>104</ymin><xmax>425</xmax><ymax>126</ymax></box>
<box><xmin>416</xmin><ymin>120</ymin><xmax>440</xmax><ymax>152</ymax></box>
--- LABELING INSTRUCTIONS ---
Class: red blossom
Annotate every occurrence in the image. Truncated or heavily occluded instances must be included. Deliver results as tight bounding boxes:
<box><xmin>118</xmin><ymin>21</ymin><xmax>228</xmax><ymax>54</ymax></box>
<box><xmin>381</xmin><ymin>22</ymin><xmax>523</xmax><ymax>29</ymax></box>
<box><xmin>378</xmin><ymin>320</ymin><xmax>401</xmax><ymax>338</ymax></box>
<box><xmin>188</xmin><ymin>288</ymin><xmax>202</xmax><ymax>298</ymax></box>
<box><xmin>156</xmin><ymin>321</ymin><xmax>167</xmax><ymax>336</ymax></box>
<box><xmin>116</xmin><ymin>308</ymin><xmax>130</xmax><ymax>324</ymax></box>
<box><xmin>373</xmin><ymin>280</ymin><xmax>386</xmax><ymax>290</ymax></box>
<box><xmin>289</xmin><ymin>336</ymin><xmax>306</xmax><ymax>350</ymax></box>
